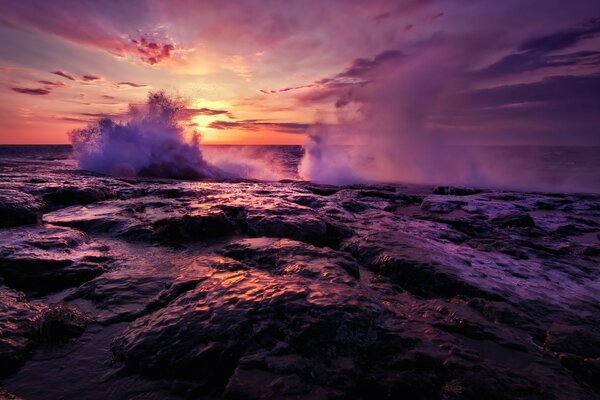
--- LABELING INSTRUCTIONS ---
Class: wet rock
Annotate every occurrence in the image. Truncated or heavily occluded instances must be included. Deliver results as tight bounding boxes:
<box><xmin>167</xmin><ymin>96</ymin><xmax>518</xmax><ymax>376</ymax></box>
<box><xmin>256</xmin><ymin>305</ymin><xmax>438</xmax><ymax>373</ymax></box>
<box><xmin>344</xmin><ymin>229</ymin><xmax>495</xmax><ymax>299</ymax></box>
<box><xmin>557</xmin><ymin>353</ymin><xmax>600</xmax><ymax>390</ymax></box>
<box><xmin>0</xmin><ymin>286</ymin><xmax>89</xmax><ymax>377</ymax></box>
<box><xmin>153</xmin><ymin>209</ymin><xmax>237</xmax><ymax>241</ymax></box>
<box><xmin>420</xmin><ymin>197</ymin><xmax>466</xmax><ymax>214</ymax></box>
<box><xmin>0</xmin><ymin>225</ymin><xmax>110</xmax><ymax>293</ymax></box>
<box><xmin>36</xmin><ymin>304</ymin><xmax>90</xmax><ymax>343</ymax></box>
<box><xmin>432</xmin><ymin>186</ymin><xmax>482</xmax><ymax>196</ymax></box>
<box><xmin>43</xmin><ymin>202</ymin><xmax>138</xmax><ymax>236</ymax></box>
<box><xmin>0</xmin><ymin>286</ymin><xmax>41</xmax><ymax>376</ymax></box>
<box><xmin>45</xmin><ymin>197</ymin><xmax>240</xmax><ymax>242</ymax></box>
<box><xmin>222</xmin><ymin>237</ymin><xmax>359</xmax><ymax>284</ymax></box>
<box><xmin>246</xmin><ymin>212</ymin><xmax>328</xmax><ymax>246</ymax></box>
<box><xmin>0</xmin><ymin>190</ymin><xmax>43</xmax><ymax>228</ymax></box>
<box><xmin>0</xmin><ymin>388</ymin><xmax>24</xmax><ymax>399</ymax></box>
<box><xmin>340</xmin><ymin>200</ymin><xmax>369</xmax><ymax>213</ymax></box>
<box><xmin>303</xmin><ymin>184</ymin><xmax>339</xmax><ymax>196</ymax></box>
<box><xmin>545</xmin><ymin>325</ymin><xmax>600</xmax><ymax>391</ymax></box>
<box><xmin>111</xmin><ymin>268</ymin><xmax>392</xmax><ymax>396</ymax></box>
<box><xmin>545</xmin><ymin>324</ymin><xmax>600</xmax><ymax>358</ymax></box>
<box><xmin>42</xmin><ymin>185</ymin><xmax>115</xmax><ymax>210</ymax></box>
<box><xmin>111</xmin><ymin>265</ymin><xmax>593</xmax><ymax>399</ymax></box>
<box><xmin>491</xmin><ymin>213</ymin><xmax>536</xmax><ymax>228</ymax></box>
<box><xmin>65</xmin><ymin>271</ymin><xmax>172</xmax><ymax>324</ymax></box>
<box><xmin>467</xmin><ymin>298</ymin><xmax>545</xmax><ymax>340</ymax></box>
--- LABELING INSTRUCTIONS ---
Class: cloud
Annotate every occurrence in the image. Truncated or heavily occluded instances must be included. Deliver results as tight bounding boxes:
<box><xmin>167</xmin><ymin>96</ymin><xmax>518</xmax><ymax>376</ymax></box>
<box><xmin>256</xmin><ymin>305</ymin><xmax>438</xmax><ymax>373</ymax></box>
<box><xmin>101</xmin><ymin>95</ymin><xmax>116</xmax><ymax>100</ymax></box>
<box><xmin>38</xmin><ymin>80</ymin><xmax>65</xmax><ymax>87</ymax></box>
<box><xmin>11</xmin><ymin>87</ymin><xmax>51</xmax><ymax>95</ymax></box>
<box><xmin>117</xmin><ymin>81</ymin><xmax>147</xmax><ymax>88</ymax></box>
<box><xmin>259</xmin><ymin>83</ymin><xmax>314</xmax><ymax>94</ymax></box>
<box><xmin>82</xmin><ymin>75</ymin><xmax>101</xmax><ymax>81</ymax></box>
<box><xmin>209</xmin><ymin>119</ymin><xmax>309</xmax><ymax>133</ymax></box>
<box><xmin>337</xmin><ymin>50</ymin><xmax>403</xmax><ymax>79</ymax></box>
<box><xmin>184</xmin><ymin>107</ymin><xmax>233</xmax><ymax>118</ymax></box>
<box><xmin>264</xmin><ymin>49</ymin><xmax>404</xmax><ymax>102</ymax></box>
<box><xmin>477</xmin><ymin>17</ymin><xmax>600</xmax><ymax>78</ymax></box>
<box><xmin>51</xmin><ymin>70</ymin><xmax>75</xmax><ymax>81</ymax></box>
<box><xmin>519</xmin><ymin>17</ymin><xmax>600</xmax><ymax>53</ymax></box>
<box><xmin>0</xmin><ymin>2</ymin><xmax>177</xmax><ymax>66</ymax></box>
<box><xmin>80</xmin><ymin>112</ymin><xmax>125</xmax><ymax>119</ymax></box>
<box><xmin>130</xmin><ymin>35</ymin><xmax>176</xmax><ymax>65</ymax></box>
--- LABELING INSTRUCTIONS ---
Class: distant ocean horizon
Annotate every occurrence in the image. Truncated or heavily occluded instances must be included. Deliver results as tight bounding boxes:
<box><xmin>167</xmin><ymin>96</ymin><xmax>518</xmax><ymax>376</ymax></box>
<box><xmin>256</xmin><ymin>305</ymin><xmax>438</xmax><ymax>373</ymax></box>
<box><xmin>1</xmin><ymin>144</ymin><xmax>599</xmax><ymax>193</ymax></box>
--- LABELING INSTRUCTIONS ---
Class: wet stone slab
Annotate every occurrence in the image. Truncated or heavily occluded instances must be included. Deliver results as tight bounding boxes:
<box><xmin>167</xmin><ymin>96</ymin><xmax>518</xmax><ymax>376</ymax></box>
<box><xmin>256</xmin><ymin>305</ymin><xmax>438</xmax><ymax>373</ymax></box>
<box><xmin>0</xmin><ymin>173</ymin><xmax>599</xmax><ymax>399</ymax></box>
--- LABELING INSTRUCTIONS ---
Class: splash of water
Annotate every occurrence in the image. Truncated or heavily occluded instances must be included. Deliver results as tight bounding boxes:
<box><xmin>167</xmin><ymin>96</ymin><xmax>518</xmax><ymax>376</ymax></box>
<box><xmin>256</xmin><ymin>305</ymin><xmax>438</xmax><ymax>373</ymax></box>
<box><xmin>70</xmin><ymin>92</ymin><xmax>225</xmax><ymax>179</ymax></box>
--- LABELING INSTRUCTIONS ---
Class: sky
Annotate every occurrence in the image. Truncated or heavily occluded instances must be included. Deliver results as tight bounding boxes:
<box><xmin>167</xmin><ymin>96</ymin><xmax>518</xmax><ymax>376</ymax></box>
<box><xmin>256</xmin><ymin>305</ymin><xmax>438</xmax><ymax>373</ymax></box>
<box><xmin>0</xmin><ymin>0</ymin><xmax>599</xmax><ymax>145</ymax></box>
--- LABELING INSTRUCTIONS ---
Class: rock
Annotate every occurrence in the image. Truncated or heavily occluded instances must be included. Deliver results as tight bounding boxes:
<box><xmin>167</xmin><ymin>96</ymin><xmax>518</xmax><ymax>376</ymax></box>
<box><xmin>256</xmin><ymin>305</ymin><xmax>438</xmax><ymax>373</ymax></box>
<box><xmin>344</xmin><ymin>229</ymin><xmax>495</xmax><ymax>299</ymax></box>
<box><xmin>432</xmin><ymin>186</ymin><xmax>482</xmax><ymax>196</ymax></box>
<box><xmin>42</xmin><ymin>185</ymin><xmax>115</xmax><ymax>210</ymax></box>
<box><xmin>557</xmin><ymin>353</ymin><xmax>600</xmax><ymax>390</ymax></box>
<box><xmin>545</xmin><ymin>324</ymin><xmax>600</xmax><ymax>358</ymax></box>
<box><xmin>302</xmin><ymin>184</ymin><xmax>339</xmax><ymax>196</ymax></box>
<box><xmin>491</xmin><ymin>213</ymin><xmax>536</xmax><ymax>228</ymax></box>
<box><xmin>246</xmin><ymin>212</ymin><xmax>328</xmax><ymax>246</ymax></box>
<box><xmin>0</xmin><ymin>225</ymin><xmax>110</xmax><ymax>293</ymax></box>
<box><xmin>45</xmin><ymin>197</ymin><xmax>240</xmax><ymax>242</ymax></box>
<box><xmin>111</xmin><ymin>268</ymin><xmax>390</xmax><ymax>396</ymax></box>
<box><xmin>0</xmin><ymin>190</ymin><xmax>43</xmax><ymax>228</ymax></box>
<box><xmin>222</xmin><ymin>237</ymin><xmax>359</xmax><ymax>285</ymax></box>
<box><xmin>0</xmin><ymin>285</ymin><xmax>89</xmax><ymax>377</ymax></box>
<box><xmin>153</xmin><ymin>209</ymin><xmax>237</xmax><ymax>241</ymax></box>
<box><xmin>65</xmin><ymin>270</ymin><xmax>172</xmax><ymax>324</ymax></box>
<box><xmin>0</xmin><ymin>388</ymin><xmax>24</xmax><ymax>399</ymax></box>
<box><xmin>420</xmin><ymin>197</ymin><xmax>466</xmax><ymax>214</ymax></box>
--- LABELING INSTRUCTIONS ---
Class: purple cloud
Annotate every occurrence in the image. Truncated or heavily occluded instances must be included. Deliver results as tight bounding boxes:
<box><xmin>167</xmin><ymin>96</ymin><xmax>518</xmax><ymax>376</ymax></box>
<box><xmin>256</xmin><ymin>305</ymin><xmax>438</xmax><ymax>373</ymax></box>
<box><xmin>209</xmin><ymin>119</ymin><xmax>309</xmax><ymax>133</ymax></box>
<box><xmin>51</xmin><ymin>70</ymin><xmax>75</xmax><ymax>81</ymax></box>
<box><xmin>117</xmin><ymin>81</ymin><xmax>147</xmax><ymax>88</ymax></box>
<box><xmin>11</xmin><ymin>87</ymin><xmax>51</xmax><ymax>95</ymax></box>
<box><xmin>82</xmin><ymin>75</ymin><xmax>101</xmax><ymax>81</ymax></box>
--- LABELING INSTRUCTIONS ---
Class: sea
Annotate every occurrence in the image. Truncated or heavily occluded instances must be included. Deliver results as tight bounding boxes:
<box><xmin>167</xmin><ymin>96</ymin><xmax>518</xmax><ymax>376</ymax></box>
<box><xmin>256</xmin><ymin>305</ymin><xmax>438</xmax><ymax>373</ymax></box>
<box><xmin>0</xmin><ymin>144</ymin><xmax>599</xmax><ymax>193</ymax></box>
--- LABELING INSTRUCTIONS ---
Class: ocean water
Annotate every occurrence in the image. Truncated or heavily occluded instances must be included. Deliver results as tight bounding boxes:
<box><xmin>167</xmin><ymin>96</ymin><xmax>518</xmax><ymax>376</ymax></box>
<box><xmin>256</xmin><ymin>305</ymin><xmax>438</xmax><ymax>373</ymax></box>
<box><xmin>0</xmin><ymin>144</ymin><xmax>598</xmax><ymax>193</ymax></box>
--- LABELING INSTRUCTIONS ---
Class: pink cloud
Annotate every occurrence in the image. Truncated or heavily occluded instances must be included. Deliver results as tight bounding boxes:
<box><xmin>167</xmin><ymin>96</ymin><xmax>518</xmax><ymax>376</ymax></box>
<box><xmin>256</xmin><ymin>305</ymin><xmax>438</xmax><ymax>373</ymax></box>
<box><xmin>11</xmin><ymin>87</ymin><xmax>51</xmax><ymax>95</ymax></box>
<box><xmin>51</xmin><ymin>70</ymin><xmax>75</xmax><ymax>81</ymax></box>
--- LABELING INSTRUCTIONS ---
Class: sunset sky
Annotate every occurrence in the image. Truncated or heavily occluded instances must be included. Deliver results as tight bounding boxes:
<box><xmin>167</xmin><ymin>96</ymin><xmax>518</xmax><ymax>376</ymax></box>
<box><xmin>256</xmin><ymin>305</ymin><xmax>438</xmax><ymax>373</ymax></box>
<box><xmin>1</xmin><ymin>0</ymin><xmax>599</xmax><ymax>145</ymax></box>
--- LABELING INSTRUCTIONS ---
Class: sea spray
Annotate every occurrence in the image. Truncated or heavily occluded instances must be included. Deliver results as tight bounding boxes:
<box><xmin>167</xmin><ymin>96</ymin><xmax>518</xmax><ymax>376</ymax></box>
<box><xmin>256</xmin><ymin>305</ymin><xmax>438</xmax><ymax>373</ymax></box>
<box><xmin>70</xmin><ymin>91</ymin><xmax>224</xmax><ymax>179</ymax></box>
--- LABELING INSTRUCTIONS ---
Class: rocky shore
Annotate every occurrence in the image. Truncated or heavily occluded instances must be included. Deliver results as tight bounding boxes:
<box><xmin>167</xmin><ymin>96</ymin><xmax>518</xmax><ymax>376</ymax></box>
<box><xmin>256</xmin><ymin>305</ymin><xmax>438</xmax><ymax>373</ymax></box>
<box><xmin>1</xmin><ymin>166</ymin><xmax>599</xmax><ymax>399</ymax></box>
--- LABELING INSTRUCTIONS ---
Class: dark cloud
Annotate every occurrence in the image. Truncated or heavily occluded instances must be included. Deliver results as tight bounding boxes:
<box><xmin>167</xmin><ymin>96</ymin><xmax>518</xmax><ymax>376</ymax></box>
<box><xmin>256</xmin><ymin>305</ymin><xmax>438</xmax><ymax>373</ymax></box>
<box><xmin>117</xmin><ymin>81</ymin><xmax>147</xmax><ymax>88</ymax></box>
<box><xmin>209</xmin><ymin>119</ymin><xmax>309</xmax><ymax>133</ymax></box>
<box><xmin>432</xmin><ymin>74</ymin><xmax>600</xmax><ymax>145</ymax></box>
<box><xmin>11</xmin><ymin>87</ymin><xmax>51</xmax><ymax>95</ymax></box>
<box><xmin>266</xmin><ymin>49</ymin><xmax>402</xmax><ymax>100</ymax></box>
<box><xmin>51</xmin><ymin>70</ymin><xmax>75</xmax><ymax>81</ymax></box>
<box><xmin>477</xmin><ymin>50</ymin><xmax>600</xmax><ymax>78</ymax></box>
<box><xmin>372</xmin><ymin>1</ymin><xmax>433</xmax><ymax>22</ymax></box>
<box><xmin>465</xmin><ymin>74</ymin><xmax>600</xmax><ymax>108</ymax></box>
<box><xmin>478</xmin><ymin>17</ymin><xmax>600</xmax><ymax>78</ymax></box>
<box><xmin>186</xmin><ymin>107</ymin><xmax>232</xmax><ymax>117</ymax></box>
<box><xmin>101</xmin><ymin>95</ymin><xmax>116</xmax><ymax>99</ymax></box>
<box><xmin>519</xmin><ymin>17</ymin><xmax>600</xmax><ymax>53</ymax></box>
<box><xmin>38</xmin><ymin>80</ymin><xmax>65</xmax><ymax>87</ymax></box>
<box><xmin>82</xmin><ymin>75</ymin><xmax>101</xmax><ymax>81</ymax></box>
<box><xmin>338</xmin><ymin>50</ymin><xmax>403</xmax><ymax>78</ymax></box>
<box><xmin>131</xmin><ymin>36</ymin><xmax>175</xmax><ymax>65</ymax></box>
<box><xmin>59</xmin><ymin>116</ymin><xmax>94</xmax><ymax>123</ymax></box>
<box><xmin>80</xmin><ymin>111</ymin><xmax>126</xmax><ymax>120</ymax></box>
<box><xmin>259</xmin><ymin>84</ymin><xmax>314</xmax><ymax>95</ymax></box>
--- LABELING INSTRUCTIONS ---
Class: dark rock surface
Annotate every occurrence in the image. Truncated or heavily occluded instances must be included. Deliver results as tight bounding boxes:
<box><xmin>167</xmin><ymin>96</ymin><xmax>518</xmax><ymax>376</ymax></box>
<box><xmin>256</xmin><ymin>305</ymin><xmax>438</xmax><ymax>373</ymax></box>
<box><xmin>0</xmin><ymin>285</ymin><xmax>89</xmax><ymax>377</ymax></box>
<box><xmin>0</xmin><ymin>190</ymin><xmax>43</xmax><ymax>228</ymax></box>
<box><xmin>0</xmin><ymin>225</ymin><xmax>111</xmax><ymax>293</ymax></box>
<box><xmin>0</xmin><ymin>161</ymin><xmax>599</xmax><ymax>399</ymax></box>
